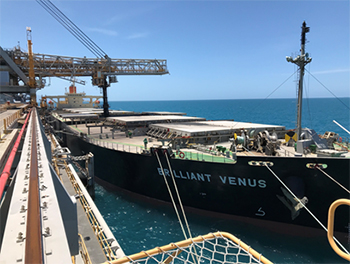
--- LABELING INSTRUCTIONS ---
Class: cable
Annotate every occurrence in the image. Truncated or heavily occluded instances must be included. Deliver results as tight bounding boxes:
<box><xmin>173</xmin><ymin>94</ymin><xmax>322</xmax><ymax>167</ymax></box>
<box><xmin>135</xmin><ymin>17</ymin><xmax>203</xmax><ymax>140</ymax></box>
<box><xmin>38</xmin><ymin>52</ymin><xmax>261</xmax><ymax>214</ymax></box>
<box><xmin>36</xmin><ymin>0</ymin><xmax>108</xmax><ymax>58</ymax></box>
<box><xmin>316</xmin><ymin>167</ymin><xmax>350</xmax><ymax>194</ymax></box>
<box><xmin>164</xmin><ymin>152</ymin><xmax>199</xmax><ymax>264</ymax></box>
<box><xmin>264</xmin><ymin>163</ymin><xmax>350</xmax><ymax>255</ymax></box>
<box><xmin>305</xmin><ymin>68</ymin><xmax>350</xmax><ymax>111</ymax></box>
<box><xmin>44</xmin><ymin>0</ymin><xmax>107</xmax><ymax>58</ymax></box>
<box><xmin>36</xmin><ymin>0</ymin><xmax>102</xmax><ymax>58</ymax></box>
<box><xmin>251</xmin><ymin>69</ymin><xmax>298</xmax><ymax>114</ymax></box>
<box><xmin>154</xmin><ymin>151</ymin><xmax>188</xmax><ymax>240</ymax></box>
<box><xmin>305</xmin><ymin>64</ymin><xmax>313</xmax><ymax>129</ymax></box>
<box><xmin>37</xmin><ymin>0</ymin><xmax>104</xmax><ymax>58</ymax></box>
<box><xmin>262</xmin><ymin>69</ymin><xmax>298</xmax><ymax>101</ymax></box>
<box><xmin>165</xmin><ymin>152</ymin><xmax>194</xmax><ymax>241</ymax></box>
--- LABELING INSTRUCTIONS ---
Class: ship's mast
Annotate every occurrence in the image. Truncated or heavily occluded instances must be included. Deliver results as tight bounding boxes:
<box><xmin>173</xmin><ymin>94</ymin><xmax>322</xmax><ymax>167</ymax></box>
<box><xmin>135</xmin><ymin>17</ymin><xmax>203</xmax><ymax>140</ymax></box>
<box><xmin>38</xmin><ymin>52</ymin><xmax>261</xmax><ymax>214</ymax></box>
<box><xmin>286</xmin><ymin>21</ymin><xmax>312</xmax><ymax>140</ymax></box>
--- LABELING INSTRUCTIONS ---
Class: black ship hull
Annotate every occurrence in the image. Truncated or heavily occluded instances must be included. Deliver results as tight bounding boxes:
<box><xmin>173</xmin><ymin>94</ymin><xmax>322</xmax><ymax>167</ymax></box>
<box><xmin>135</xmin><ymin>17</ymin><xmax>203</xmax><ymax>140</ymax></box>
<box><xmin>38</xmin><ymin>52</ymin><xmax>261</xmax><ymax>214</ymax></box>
<box><xmin>62</xmin><ymin>132</ymin><xmax>350</xmax><ymax>240</ymax></box>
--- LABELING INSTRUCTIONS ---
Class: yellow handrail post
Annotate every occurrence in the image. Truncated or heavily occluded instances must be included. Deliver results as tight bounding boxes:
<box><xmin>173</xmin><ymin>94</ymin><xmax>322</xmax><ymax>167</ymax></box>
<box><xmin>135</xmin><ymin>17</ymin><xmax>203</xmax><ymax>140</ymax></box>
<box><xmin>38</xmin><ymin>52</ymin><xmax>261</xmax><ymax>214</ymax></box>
<box><xmin>327</xmin><ymin>199</ymin><xmax>350</xmax><ymax>261</ymax></box>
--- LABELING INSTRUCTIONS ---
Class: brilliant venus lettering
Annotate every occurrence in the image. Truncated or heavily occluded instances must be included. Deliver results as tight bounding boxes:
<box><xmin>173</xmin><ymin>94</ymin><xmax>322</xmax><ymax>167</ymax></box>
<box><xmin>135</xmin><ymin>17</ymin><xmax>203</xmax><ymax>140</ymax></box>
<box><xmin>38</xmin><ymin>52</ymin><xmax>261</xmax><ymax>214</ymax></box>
<box><xmin>157</xmin><ymin>168</ymin><xmax>266</xmax><ymax>188</ymax></box>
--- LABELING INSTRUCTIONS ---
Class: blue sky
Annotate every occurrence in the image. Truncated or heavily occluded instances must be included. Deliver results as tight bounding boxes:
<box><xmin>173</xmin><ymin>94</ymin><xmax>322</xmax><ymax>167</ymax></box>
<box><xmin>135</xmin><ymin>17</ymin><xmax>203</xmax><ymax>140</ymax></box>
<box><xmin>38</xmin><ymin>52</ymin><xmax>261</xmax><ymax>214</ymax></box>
<box><xmin>0</xmin><ymin>0</ymin><xmax>349</xmax><ymax>101</ymax></box>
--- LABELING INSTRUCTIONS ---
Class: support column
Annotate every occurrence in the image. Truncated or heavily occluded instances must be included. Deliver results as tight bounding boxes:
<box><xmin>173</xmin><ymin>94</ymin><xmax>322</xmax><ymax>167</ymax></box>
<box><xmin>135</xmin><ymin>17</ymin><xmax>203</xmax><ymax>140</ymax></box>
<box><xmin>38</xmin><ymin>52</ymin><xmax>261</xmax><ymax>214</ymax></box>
<box><xmin>30</xmin><ymin>88</ymin><xmax>37</xmax><ymax>106</ymax></box>
<box><xmin>101</xmin><ymin>76</ymin><xmax>109</xmax><ymax>117</ymax></box>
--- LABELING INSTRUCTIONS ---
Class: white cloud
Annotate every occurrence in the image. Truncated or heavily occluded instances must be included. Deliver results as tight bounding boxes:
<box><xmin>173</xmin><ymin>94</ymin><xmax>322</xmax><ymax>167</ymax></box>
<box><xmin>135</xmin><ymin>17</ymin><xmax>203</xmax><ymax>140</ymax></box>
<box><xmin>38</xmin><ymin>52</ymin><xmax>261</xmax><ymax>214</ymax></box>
<box><xmin>87</xmin><ymin>27</ymin><xmax>118</xmax><ymax>36</ymax></box>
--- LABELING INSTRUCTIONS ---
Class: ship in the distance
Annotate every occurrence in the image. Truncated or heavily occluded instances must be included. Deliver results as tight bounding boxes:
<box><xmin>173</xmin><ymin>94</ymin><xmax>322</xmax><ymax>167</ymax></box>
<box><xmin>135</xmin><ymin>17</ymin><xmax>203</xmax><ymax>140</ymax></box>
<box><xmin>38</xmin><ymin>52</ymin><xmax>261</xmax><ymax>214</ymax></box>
<box><xmin>45</xmin><ymin>22</ymin><xmax>350</xmax><ymax>242</ymax></box>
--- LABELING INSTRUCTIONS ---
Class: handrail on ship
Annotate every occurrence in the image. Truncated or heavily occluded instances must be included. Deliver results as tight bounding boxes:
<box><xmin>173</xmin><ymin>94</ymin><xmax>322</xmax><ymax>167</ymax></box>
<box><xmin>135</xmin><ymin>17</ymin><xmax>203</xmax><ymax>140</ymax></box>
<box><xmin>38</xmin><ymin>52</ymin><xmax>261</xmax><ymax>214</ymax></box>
<box><xmin>83</xmin><ymin>136</ymin><xmax>236</xmax><ymax>164</ymax></box>
<box><xmin>174</xmin><ymin>150</ymin><xmax>237</xmax><ymax>163</ymax></box>
<box><xmin>327</xmin><ymin>199</ymin><xmax>350</xmax><ymax>261</ymax></box>
<box><xmin>57</xmin><ymin>118</ymin><xmax>236</xmax><ymax>164</ymax></box>
<box><xmin>55</xmin><ymin>117</ymin><xmax>239</xmax><ymax>163</ymax></box>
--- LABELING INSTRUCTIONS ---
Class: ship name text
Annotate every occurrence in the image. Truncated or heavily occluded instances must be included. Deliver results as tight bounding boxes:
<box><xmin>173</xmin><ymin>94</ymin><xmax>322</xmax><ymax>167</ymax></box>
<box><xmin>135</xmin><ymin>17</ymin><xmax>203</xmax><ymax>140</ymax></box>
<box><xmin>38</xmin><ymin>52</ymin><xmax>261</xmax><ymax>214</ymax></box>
<box><xmin>157</xmin><ymin>168</ymin><xmax>211</xmax><ymax>182</ymax></box>
<box><xmin>219</xmin><ymin>176</ymin><xmax>266</xmax><ymax>188</ymax></box>
<box><xmin>157</xmin><ymin>168</ymin><xmax>267</xmax><ymax>188</ymax></box>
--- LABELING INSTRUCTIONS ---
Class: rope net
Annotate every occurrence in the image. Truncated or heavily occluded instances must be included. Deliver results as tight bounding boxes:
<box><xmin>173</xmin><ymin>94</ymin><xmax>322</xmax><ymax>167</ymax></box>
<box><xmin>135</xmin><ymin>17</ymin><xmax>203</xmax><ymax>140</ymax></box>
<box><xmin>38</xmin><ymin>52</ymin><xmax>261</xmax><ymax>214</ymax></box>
<box><xmin>107</xmin><ymin>232</ymin><xmax>272</xmax><ymax>264</ymax></box>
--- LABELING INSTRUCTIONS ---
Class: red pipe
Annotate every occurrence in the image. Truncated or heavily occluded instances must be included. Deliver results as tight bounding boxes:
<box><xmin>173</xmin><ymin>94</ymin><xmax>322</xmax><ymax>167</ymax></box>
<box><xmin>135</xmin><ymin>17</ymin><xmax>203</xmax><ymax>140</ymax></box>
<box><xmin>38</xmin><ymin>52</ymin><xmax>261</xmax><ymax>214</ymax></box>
<box><xmin>0</xmin><ymin>109</ymin><xmax>32</xmax><ymax>198</ymax></box>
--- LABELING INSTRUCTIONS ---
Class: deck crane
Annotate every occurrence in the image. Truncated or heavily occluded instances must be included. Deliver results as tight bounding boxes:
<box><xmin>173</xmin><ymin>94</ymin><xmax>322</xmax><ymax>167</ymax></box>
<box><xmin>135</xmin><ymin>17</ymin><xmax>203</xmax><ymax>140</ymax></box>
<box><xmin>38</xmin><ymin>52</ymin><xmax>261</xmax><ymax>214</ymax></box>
<box><xmin>0</xmin><ymin>0</ymin><xmax>168</xmax><ymax>116</ymax></box>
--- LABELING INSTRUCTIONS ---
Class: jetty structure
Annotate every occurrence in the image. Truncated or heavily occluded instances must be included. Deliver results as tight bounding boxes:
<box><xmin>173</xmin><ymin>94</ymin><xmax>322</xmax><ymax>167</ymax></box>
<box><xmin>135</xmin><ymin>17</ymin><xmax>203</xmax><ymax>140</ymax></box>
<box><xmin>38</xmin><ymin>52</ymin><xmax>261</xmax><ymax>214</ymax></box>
<box><xmin>0</xmin><ymin>105</ymin><xmax>125</xmax><ymax>263</ymax></box>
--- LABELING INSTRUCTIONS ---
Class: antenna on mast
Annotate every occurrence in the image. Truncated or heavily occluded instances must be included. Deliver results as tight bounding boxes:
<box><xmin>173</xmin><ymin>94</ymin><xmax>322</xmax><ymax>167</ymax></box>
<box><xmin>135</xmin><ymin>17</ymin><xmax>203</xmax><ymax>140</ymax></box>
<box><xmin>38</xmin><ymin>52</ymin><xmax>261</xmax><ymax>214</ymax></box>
<box><xmin>286</xmin><ymin>21</ymin><xmax>312</xmax><ymax>140</ymax></box>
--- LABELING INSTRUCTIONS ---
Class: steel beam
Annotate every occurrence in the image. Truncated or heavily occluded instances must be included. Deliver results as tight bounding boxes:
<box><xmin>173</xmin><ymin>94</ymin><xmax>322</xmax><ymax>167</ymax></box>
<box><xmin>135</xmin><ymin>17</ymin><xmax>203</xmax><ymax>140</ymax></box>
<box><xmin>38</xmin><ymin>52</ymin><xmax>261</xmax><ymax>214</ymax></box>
<box><xmin>2</xmin><ymin>48</ymin><xmax>168</xmax><ymax>77</ymax></box>
<box><xmin>0</xmin><ymin>85</ymin><xmax>30</xmax><ymax>93</ymax></box>
<box><xmin>0</xmin><ymin>47</ymin><xmax>29</xmax><ymax>84</ymax></box>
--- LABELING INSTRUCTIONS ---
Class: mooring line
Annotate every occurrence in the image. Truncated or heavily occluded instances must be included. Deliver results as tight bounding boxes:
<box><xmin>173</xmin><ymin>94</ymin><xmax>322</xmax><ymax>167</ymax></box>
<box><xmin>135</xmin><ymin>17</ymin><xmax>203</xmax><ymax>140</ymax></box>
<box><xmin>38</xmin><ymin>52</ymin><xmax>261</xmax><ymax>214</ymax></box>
<box><xmin>164</xmin><ymin>151</ymin><xmax>199</xmax><ymax>264</ymax></box>
<box><xmin>165</xmin><ymin>152</ymin><xmax>194</xmax><ymax>241</ymax></box>
<box><xmin>155</xmin><ymin>152</ymin><xmax>188</xmax><ymax>240</ymax></box>
<box><xmin>264</xmin><ymin>163</ymin><xmax>350</xmax><ymax>255</ymax></box>
<box><xmin>316</xmin><ymin>167</ymin><xmax>350</xmax><ymax>194</ymax></box>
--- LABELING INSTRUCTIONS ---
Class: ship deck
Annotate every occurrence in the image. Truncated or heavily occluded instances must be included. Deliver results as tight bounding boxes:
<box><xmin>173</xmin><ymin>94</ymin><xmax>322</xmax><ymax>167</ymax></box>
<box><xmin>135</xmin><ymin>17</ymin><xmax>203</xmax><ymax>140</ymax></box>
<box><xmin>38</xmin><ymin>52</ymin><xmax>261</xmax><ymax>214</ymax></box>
<box><xmin>55</xmin><ymin>109</ymin><xmax>350</xmax><ymax>161</ymax></box>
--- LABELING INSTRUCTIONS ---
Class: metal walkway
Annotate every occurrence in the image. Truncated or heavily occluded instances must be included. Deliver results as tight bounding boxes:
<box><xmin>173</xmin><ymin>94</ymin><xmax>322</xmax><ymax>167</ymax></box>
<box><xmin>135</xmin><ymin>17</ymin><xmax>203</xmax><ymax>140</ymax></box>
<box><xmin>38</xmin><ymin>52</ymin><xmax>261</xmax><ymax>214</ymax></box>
<box><xmin>0</xmin><ymin>107</ymin><xmax>125</xmax><ymax>263</ymax></box>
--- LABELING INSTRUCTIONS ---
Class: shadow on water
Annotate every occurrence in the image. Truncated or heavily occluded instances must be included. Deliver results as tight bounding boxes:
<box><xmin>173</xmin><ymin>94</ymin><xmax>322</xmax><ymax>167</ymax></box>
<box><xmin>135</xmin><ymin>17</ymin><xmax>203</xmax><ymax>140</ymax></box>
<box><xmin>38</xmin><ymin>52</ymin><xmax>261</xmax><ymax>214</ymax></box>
<box><xmin>94</xmin><ymin>183</ymin><xmax>349</xmax><ymax>264</ymax></box>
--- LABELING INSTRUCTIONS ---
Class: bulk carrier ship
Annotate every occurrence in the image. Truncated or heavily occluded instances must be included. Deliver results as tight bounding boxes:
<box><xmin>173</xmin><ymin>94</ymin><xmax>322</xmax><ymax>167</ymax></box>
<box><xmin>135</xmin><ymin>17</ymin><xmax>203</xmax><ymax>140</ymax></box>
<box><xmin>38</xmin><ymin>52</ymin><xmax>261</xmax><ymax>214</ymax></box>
<box><xmin>44</xmin><ymin>22</ymin><xmax>350</xmax><ymax>242</ymax></box>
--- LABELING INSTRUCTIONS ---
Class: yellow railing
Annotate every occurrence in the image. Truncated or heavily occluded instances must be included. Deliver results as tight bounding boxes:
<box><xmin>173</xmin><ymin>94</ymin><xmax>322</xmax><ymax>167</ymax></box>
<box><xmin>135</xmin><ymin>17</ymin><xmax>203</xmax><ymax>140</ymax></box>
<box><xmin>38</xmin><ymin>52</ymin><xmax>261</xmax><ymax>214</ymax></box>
<box><xmin>0</xmin><ymin>108</ymin><xmax>25</xmax><ymax>139</ymax></box>
<box><xmin>103</xmin><ymin>231</ymin><xmax>272</xmax><ymax>264</ymax></box>
<box><xmin>327</xmin><ymin>199</ymin><xmax>350</xmax><ymax>261</ymax></box>
<box><xmin>78</xmin><ymin>233</ymin><xmax>92</xmax><ymax>264</ymax></box>
<box><xmin>64</xmin><ymin>161</ymin><xmax>118</xmax><ymax>262</ymax></box>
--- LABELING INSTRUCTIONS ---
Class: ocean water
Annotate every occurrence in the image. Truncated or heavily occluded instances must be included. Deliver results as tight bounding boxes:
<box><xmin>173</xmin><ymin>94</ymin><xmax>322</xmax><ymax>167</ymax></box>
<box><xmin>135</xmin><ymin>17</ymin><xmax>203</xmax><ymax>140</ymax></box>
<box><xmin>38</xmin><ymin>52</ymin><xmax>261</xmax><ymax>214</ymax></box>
<box><xmin>94</xmin><ymin>98</ymin><xmax>350</xmax><ymax>264</ymax></box>
<box><xmin>108</xmin><ymin>98</ymin><xmax>350</xmax><ymax>140</ymax></box>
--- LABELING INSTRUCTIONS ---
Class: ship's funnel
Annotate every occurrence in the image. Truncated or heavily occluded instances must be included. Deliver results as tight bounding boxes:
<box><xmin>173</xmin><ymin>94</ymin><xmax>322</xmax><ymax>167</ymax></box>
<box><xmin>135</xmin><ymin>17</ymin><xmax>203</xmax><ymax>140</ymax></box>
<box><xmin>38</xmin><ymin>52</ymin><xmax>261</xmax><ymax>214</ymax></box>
<box><xmin>69</xmin><ymin>85</ymin><xmax>76</xmax><ymax>94</ymax></box>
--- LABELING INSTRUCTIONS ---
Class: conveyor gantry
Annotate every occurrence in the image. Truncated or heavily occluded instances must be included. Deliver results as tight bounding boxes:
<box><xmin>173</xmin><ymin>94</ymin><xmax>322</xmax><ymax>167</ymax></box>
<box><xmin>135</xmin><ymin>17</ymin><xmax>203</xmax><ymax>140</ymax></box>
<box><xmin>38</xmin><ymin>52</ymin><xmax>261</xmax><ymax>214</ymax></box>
<box><xmin>0</xmin><ymin>108</ymin><xmax>77</xmax><ymax>263</ymax></box>
<box><xmin>0</xmin><ymin>46</ymin><xmax>168</xmax><ymax>89</ymax></box>
<box><xmin>0</xmin><ymin>45</ymin><xmax>169</xmax><ymax>116</ymax></box>
<box><xmin>0</xmin><ymin>108</ymin><xmax>125</xmax><ymax>263</ymax></box>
